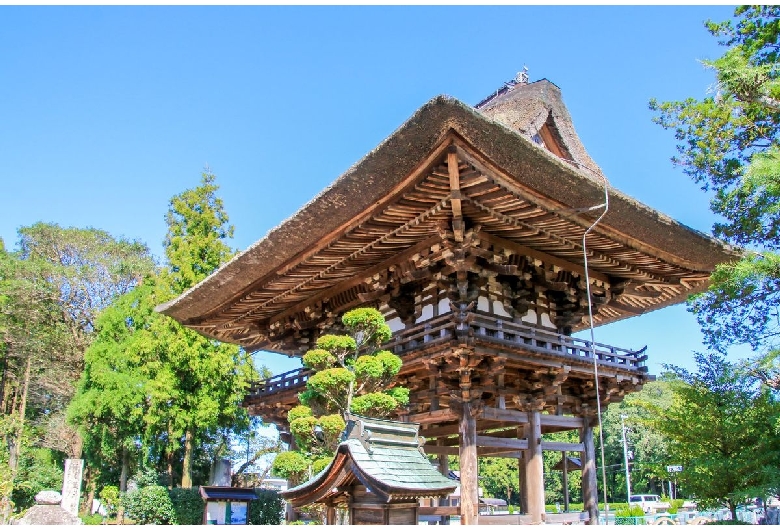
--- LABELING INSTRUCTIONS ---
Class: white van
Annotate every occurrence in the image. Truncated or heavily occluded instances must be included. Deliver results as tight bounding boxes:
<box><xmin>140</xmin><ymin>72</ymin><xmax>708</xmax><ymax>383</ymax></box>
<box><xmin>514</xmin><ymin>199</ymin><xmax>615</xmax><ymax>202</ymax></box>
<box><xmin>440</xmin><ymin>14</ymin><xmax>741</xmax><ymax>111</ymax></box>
<box><xmin>629</xmin><ymin>494</ymin><xmax>671</xmax><ymax>514</ymax></box>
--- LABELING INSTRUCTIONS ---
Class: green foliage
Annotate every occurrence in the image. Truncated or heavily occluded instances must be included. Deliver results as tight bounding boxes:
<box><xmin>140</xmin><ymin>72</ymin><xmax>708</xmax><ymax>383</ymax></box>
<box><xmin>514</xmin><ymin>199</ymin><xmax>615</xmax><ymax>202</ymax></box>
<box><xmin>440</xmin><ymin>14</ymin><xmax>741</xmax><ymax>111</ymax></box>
<box><xmin>288</xmin><ymin>405</ymin><xmax>313</xmax><ymax>424</ymax></box>
<box><xmin>311</xmin><ymin>456</ymin><xmax>333</xmax><ymax>476</ymax></box>
<box><xmin>67</xmin><ymin>171</ymin><xmax>259</xmax><ymax>490</ymax></box>
<box><xmin>302</xmin><ymin>349</ymin><xmax>336</xmax><ymax>371</ymax></box>
<box><xmin>122</xmin><ymin>485</ymin><xmax>177</xmax><ymax>525</ymax></box>
<box><xmin>384</xmin><ymin>386</ymin><xmax>410</xmax><ymax>406</ymax></box>
<box><xmin>615</xmin><ymin>505</ymin><xmax>645</xmax><ymax>525</ymax></box>
<box><xmin>318</xmin><ymin>415</ymin><xmax>346</xmax><ymax>448</ymax></box>
<box><xmin>248</xmin><ymin>489</ymin><xmax>284</xmax><ymax>525</ymax></box>
<box><xmin>10</xmin><ymin>447</ymin><xmax>64</xmax><ymax>513</ymax></box>
<box><xmin>315</xmin><ymin>335</ymin><xmax>356</xmax><ymax>357</ymax></box>
<box><xmin>164</xmin><ymin>169</ymin><xmax>235</xmax><ymax>293</ymax></box>
<box><xmin>341</xmin><ymin>307</ymin><xmax>392</xmax><ymax>347</ymax></box>
<box><xmin>350</xmin><ymin>392</ymin><xmax>399</xmax><ymax>417</ymax></box>
<box><xmin>99</xmin><ymin>485</ymin><xmax>120</xmax><ymax>517</ymax></box>
<box><xmin>274</xmin><ymin>307</ymin><xmax>405</xmax><ymax>487</ymax></box>
<box><xmin>637</xmin><ymin>354</ymin><xmax>780</xmax><ymax>517</ymax></box>
<box><xmin>479</xmin><ymin>457</ymin><xmax>519</xmax><ymax>503</ymax></box>
<box><xmin>80</xmin><ymin>514</ymin><xmax>105</xmax><ymax>525</ymax></box>
<box><xmin>168</xmin><ymin>487</ymin><xmax>203</xmax><ymax>525</ymax></box>
<box><xmin>306</xmin><ymin>368</ymin><xmax>355</xmax><ymax>412</ymax></box>
<box><xmin>651</xmin><ymin>6</ymin><xmax>780</xmax><ymax>386</ymax></box>
<box><xmin>289</xmin><ymin>416</ymin><xmax>319</xmax><ymax>453</ymax></box>
<box><xmin>271</xmin><ymin>451</ymin><xmax>310</xmax><ymax>485</ymax></box>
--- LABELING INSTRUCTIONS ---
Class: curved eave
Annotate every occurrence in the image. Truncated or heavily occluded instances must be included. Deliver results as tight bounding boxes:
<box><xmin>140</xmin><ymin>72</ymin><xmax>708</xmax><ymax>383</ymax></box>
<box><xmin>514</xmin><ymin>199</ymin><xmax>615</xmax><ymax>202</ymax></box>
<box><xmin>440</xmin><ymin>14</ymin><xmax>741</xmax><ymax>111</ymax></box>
<box><xmin>281</xmin><ymin>441</ymin><xmax>456</xmax><ymax>508</ymax></box>
<box><xmin>157</xmin><ymin>94</ymin><xmax>738</xmax><ymax>330</ymax></box>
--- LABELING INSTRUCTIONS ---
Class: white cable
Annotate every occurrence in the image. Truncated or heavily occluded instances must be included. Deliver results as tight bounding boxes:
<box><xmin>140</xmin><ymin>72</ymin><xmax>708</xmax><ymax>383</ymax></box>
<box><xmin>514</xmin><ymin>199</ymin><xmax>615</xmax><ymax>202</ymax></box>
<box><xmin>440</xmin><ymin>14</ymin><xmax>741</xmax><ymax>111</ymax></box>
<box><xmin>582</xmin><ymin>174</ymin><xmax>611</xmax><ymax>524</ymax></box>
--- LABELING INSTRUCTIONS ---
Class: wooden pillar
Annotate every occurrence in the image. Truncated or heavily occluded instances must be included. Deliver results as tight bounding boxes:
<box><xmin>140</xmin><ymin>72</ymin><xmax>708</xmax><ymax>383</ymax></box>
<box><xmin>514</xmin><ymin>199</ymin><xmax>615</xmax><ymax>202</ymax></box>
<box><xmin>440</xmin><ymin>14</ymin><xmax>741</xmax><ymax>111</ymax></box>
<box><xmin>458</xmin><ymin>401</ymin><xmax>479</xmax><ymax>525</ymax></box>
<box><xmin>526</xmin><ymin>410</ymin><xmax>545</xmax><ymax>523</ymax></box>
<box><xmin>518</xmin><ymin>425</ymin><xmax>528</xmax><ymax>514</ymax></box>
<box><xmin>437</xmin><ymin>445</ymin><xmax>450</xmax><ymax>525</ymax></box>
<box><xmin>326</xmin><ymin>505</ymin><xmax>336</xmax><ymax>525</ymax></box>
<box><xmin>562</xmin><ymin>451</ymin><xmax>570</xmax><ymax>512</ymax></box>
<box><xmin>581</xmin><ymin>416</ymin><xmax>599</xmax><ymax>525</ymax></box>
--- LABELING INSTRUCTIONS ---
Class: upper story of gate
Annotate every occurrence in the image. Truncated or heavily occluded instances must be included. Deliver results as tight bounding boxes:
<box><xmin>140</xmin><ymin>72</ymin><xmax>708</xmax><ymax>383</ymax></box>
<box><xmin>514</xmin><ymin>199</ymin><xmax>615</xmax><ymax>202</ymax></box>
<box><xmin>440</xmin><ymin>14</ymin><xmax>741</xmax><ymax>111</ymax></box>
<box><xmin>158</xmin><ymin>78</ymin><xmax>738</xmax><ymax>357</ymax></box>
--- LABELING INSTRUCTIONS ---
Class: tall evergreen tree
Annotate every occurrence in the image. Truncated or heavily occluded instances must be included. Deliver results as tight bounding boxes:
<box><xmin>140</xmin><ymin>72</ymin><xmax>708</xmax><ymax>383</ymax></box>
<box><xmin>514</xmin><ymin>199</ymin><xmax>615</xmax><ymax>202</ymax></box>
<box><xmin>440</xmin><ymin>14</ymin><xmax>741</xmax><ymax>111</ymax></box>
<box><xmin>638</xmin><ymin>354</ymin><xmax>780</xmax><ymax>519</ymax></box>
<box><xmin>69</xmin><ymin>170</ymin><xmax>259</xmax><ymax>492</ymax></box>
<box><xmin>651</xmin><ymin>6</ymin><xmax>780</xmax><ymax>383</ymax></box>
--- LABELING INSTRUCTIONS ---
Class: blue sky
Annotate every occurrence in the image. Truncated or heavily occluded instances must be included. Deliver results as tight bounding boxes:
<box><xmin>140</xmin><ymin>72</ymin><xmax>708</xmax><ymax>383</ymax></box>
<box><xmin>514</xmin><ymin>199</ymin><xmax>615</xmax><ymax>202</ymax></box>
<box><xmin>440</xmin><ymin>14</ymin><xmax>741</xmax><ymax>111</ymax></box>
<box><xmin>0</xmin><ymin>5</ymin><xmax>747</xmax><ymax>376</ymax></box>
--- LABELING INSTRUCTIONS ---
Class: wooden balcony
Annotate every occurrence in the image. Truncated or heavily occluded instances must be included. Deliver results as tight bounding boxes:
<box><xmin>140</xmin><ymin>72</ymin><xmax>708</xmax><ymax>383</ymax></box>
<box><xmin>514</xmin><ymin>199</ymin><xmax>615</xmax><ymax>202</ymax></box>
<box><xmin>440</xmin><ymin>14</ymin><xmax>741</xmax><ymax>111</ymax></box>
<box><xmin>244</xmin><ymin>311</ymin><xmax>647</xmax><ymax>404</ymax></box>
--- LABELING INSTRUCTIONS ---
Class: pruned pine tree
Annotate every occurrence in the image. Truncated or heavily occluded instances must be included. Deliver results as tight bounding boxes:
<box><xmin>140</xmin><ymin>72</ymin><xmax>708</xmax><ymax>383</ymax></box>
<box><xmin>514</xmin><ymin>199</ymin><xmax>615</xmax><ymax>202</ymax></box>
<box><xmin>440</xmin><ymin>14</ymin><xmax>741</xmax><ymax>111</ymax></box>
<box><xmin>272</xmin><ymin>308</ymin><xmax>408</xmax><ymax>486</ymax></box>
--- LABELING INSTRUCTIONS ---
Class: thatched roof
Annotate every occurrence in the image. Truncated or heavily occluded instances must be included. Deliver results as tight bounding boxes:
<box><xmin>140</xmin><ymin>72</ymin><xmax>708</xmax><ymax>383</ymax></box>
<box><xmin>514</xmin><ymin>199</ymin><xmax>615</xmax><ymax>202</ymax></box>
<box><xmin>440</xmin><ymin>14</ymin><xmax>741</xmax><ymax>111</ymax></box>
<box><xmin>158</xmin><ymin>79</ymin><xmax>737</xmax><ymax>352</ymax></box>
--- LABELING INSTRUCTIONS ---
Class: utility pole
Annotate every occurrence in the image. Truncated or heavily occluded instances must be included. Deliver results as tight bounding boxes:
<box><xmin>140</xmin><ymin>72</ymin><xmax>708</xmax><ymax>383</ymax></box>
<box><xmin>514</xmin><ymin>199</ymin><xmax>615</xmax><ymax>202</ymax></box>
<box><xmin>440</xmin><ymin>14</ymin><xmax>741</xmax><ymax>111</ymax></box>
<box><xmin>621</xmin><ymin>414</ymin><xmax>632</xmax><ymax>503</ymax></box>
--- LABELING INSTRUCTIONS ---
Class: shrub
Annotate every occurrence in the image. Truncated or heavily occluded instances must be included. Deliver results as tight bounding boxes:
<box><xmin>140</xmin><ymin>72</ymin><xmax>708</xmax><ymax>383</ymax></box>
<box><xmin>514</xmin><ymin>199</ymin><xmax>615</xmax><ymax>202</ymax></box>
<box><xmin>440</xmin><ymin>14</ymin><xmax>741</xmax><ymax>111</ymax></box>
<box><xmin>248</xmin><ymin>489</ymin><xmax>284</xmax><ymax>525</ymax></box>
<box><xmin>168</xmin><ymin>487</ymin><xmax>204</xmax><ymax>525</ymax></box>
<box><xmin>122</xmin><ymin>485</ymin><xmax>177</xmax><ymax>524</ymax></box>
<box><xmin>99</xmin><ymin>485</ymin><xmax>120</xmax><ymax>517</ymax></box>
<box><xmin>351</xmin><ymin>392</ymin><xmax>398</xmax><ymax>417</ymax></box>
<box><xmin>79</xmin><ymin>514</ymin><xmax>104</xmax><ymax>525</ymax></box>
<box><xmin>287</xmin><ymin>405</ymin><xmax>313</xmax><ymax>423</ymax></box>
<box><xmin>302</xmin><ymin>349</ymin><xmax>336</xmax><ymax>371</ymax></box>
<box><xmin>272</xmin><ymin>451</ymin><xmax>310</xmax><ymax>486</ymax></box>
<box><xmin>615</xmin><ymin>505</ymin><xmax>645</xmax><ymax>525</ymax></box>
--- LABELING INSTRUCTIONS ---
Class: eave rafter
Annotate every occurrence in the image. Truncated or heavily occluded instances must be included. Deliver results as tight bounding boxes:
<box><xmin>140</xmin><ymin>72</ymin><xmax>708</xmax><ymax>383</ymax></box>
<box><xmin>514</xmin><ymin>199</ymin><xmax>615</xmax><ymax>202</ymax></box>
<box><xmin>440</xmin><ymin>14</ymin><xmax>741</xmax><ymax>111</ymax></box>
<box><xmin>188</xmin><ymin>136</ymin><xmax>713</xmax><ymax>349</ymax></box>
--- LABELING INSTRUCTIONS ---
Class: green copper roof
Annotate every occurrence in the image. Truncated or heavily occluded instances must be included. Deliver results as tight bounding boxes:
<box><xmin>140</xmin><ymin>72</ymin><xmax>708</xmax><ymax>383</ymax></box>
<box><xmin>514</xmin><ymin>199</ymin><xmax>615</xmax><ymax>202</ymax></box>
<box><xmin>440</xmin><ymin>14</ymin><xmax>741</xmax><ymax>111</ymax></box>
<box><xmin>282</xmin><ymin>415</ymin><xmax>457</xmax><ymax>506</ymax></box>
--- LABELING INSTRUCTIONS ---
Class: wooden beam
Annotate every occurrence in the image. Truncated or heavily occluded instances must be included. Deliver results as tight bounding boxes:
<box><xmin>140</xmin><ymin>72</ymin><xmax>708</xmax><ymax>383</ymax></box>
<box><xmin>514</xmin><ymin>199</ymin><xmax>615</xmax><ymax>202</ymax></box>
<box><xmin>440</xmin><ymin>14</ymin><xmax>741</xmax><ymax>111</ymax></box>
<box><xmin>419</xmin><ymin>506</ymin><xmax>460</xmax><ymax>516</ymax></box>
<box><xmin>448</xmin><ymin>148</ymin><xmax>464</xmax><ymax>242</ymax></box>
<box><xmin>408</xmin><ymin>409</ymin><xmax>458</xmax><ymax>425</ymax></box>
<box><xmin>475</xmin><ymin>436</ymin><xmax>528</xmax><ymax>451</ymax></box>
<box><xmin>269</xmin><ymin>236</ymin><xmax>442</xmax><ymax>326</ymax></box>
<box><xmin>481</xmin><ymin>406</ymin><xmax>529</xmax><ymax>424</ymax></box>
<box><xmin>540</xmin><ymin>415</ymin><xmax>584</xmax><ymax>429</ymax></box>
<box><xmin>480</xmin><ymin>232</ymin><xmax>611</xmax><ymax>285</ymax></box>
<box><xmin>541</xmin><ymin>441</ymin><xmax>585</xmax><ymax>452</ymax></box>
<box><xmin>424</xmin><ymin>445</ymin><xmax>525</xmax><ymax>457</ymax></box>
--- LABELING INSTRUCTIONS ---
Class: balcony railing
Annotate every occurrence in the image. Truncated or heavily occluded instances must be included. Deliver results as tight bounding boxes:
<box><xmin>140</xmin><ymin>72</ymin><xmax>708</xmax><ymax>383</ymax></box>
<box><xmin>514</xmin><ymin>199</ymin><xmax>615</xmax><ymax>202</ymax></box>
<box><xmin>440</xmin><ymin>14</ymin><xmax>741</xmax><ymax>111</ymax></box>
<box><xmin>245</xmin><ymin>311</ymin><xmax>647</xmax><ymax>401</ymax></box>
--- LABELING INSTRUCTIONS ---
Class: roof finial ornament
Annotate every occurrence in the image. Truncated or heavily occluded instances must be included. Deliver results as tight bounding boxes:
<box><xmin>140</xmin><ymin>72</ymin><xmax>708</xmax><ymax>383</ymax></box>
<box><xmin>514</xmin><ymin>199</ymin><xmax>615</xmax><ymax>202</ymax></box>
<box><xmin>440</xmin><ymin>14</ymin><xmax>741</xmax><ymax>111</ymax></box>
<box><xmin>515</xmin><ymin>66</ymin><xmax>529</xmax><ymax>85</ymax></box>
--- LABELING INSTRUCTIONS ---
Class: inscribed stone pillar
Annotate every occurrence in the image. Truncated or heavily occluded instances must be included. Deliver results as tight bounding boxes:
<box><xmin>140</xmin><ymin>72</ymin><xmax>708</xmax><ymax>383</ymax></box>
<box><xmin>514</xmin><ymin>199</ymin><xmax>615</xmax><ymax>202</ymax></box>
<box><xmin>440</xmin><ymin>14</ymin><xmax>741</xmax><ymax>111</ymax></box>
<box><xmin>525</xmin><ymin>410</ymin><xmax>545</xmax><ymax>523</ymax></box>
<box><xmin>61</xmin><ymin>459</ymin><xmax>84</xmax><ymax>516</ymax></box>
<box><xmin>581</xmin><ymin>417</ymin><xmax>599</xmax><ymax>525</ymax></box>
<box><xmin>458</xmin><ymin>401</ymin><xmax>479</xmax><ymax>525</ymax></box>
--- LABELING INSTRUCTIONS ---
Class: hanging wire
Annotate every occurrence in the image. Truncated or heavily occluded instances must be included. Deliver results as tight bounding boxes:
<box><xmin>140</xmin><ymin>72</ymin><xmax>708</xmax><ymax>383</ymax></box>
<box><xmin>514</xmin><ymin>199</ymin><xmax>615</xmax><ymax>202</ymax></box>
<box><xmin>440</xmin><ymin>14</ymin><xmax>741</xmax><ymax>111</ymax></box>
<box><xmin>581</xmin><ymin>174</ymin><xmax>611</xmax><ymax>523</ymax></box>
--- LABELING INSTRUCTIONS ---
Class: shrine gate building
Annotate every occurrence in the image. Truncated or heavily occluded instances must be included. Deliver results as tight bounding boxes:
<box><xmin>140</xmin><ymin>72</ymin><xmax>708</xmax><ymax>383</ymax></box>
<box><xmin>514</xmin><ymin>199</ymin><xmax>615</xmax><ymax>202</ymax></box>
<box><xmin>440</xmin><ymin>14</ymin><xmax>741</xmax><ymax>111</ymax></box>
<box><xmin>159</xmin><ymin>77</ymin><xmax>737</xmax><ymax>525</ymax></box>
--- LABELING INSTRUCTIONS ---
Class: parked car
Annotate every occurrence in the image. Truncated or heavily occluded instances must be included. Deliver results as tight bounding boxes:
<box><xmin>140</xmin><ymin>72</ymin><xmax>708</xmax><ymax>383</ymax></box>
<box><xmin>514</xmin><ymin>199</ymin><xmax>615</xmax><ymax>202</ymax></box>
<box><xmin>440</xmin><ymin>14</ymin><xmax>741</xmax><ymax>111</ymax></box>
<box><xmin>629</xmin><ymin>494</ymin><xmax>672</xmax><ymax>514</ymax></box>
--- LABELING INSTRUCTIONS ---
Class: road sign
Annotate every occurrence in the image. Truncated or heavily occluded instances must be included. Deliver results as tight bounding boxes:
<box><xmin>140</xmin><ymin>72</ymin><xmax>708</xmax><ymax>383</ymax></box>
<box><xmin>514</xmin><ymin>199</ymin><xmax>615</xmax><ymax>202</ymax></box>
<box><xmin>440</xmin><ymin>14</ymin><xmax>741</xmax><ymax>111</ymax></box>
<box><xmin>667</xmin><ymin>465</ymin><xmax>683</xmax><ymax>473</ymax></box>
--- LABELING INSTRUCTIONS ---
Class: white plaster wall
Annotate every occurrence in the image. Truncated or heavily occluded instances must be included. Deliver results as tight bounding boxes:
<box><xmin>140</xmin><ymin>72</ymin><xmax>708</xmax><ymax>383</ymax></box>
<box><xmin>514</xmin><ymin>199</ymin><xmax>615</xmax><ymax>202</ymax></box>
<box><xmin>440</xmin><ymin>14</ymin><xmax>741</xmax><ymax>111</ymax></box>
<box><xmin>477</xmin><ymin>296</ymin><xmax>490</xmax><ymax>312</ymax></box>
<box><xmin>386</xmin><ymin>317</ymin><xmax>404</xmax><ymax>333</ymax></box>
<box><xmin>438</xmin><ymin>298</ymin><xmax>452</xmax><ymax>315</ymax></box>
<box><xmin>416</xmin><ymin>304</ymin><xmax>434</xmax><ymax>324</ymax></box>
<box><xmin>522</xmin><ymin>309</ymin><xmax>537</xmax><ymax>324</ymax></box>
<box><xmin>492</xmin><ymin>300</ymin><xmax>512</xmax><ymax>318</ymax></box>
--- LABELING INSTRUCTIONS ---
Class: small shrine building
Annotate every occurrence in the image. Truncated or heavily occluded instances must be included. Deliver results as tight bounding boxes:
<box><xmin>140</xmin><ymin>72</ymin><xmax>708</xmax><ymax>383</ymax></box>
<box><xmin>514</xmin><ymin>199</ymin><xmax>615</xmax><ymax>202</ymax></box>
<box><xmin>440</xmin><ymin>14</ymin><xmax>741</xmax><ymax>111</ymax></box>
<box><xmin>159</xmin><ymin>76</ymin><xmax>737</xmax><ymax>525</ymax></box>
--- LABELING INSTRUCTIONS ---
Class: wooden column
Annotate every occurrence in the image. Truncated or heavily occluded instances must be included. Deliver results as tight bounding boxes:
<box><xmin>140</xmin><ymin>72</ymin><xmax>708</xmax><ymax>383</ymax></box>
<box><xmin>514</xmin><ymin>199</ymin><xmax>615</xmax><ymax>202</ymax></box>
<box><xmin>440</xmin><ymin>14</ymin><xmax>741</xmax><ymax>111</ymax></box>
<box><xmin>581</xmin><ymin>416</ymin><xmax>599</xmax><ymax>525</ymax></box>
<box><xmin>437</xmin><ymin>445</ymin><xmax>450</xmax><ymax>525</ymax></box>
<box><xmin>526</xmin><ymin>410</ymin><xmax>545</xmax><ymax>523</ymax></box>
<box><xmin>458</xmin><ymin>401</ymin><xmax>479</xmax><ymax>525</ymax></box>
<box><xmin>326</xmin><ymin>505</ymin><xmax>336</xmax><ymax>525</ymax></box>
<box><xmin>518</xmin><ymin>425</ymin><xmax>528</xmax><ymax>515</ymax></box>
<box><xmin>562</xmin><ymin>451</ymin><xmax>570</xmax><ymax>512</ymax></box>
